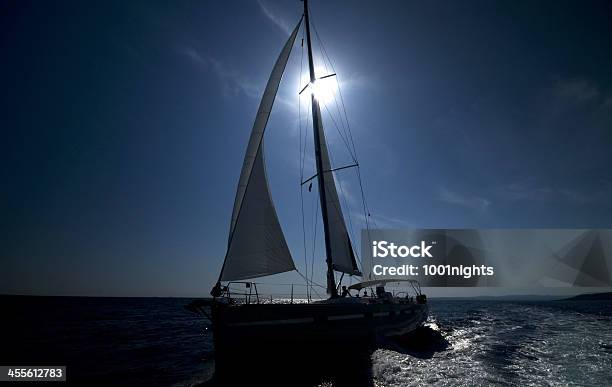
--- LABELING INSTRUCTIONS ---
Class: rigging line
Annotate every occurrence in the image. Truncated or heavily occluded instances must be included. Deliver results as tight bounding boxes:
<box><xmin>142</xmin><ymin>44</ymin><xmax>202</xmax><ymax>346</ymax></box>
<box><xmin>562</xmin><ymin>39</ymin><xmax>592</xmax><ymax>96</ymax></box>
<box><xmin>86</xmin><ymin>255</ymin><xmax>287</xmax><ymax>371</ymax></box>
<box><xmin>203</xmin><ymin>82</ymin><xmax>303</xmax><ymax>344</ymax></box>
<box><xmin>300</xmin><ymin>94</ymin><xmax>312</xmax><ymax>181</ymax></box>
<box><xmin>310</xmin><ymin>15</ymin><xmax>356</xmax><ymax>160</ymax></box>
<box><xmin>311</xmin><ymin>15</ymin><xmax>375</xmax><ymax>253</ymax></box>
<box><xmin>310</xmin><ymin>15</ymin><xmax>361</xmax><ymax>199</ymax></box>
<box><xmin>332</xmin><ymin>100</ymin><xmax>374</xmax><ymax>244</ymax></box>
<box><xmin>329</xmin><ymin>81</ymin><xmax>354</xmax><ymax>159</ymax></box>
<box><xmin>310</xmin><ymin>18</ymin><xmax>356</xmax><ymax>163</ymax></box>
<box><xmin>319</xmin><ymin>90</ymin><xmax>354</xmax><ymax>158</ymax></box>
<box><xmin>313</xmin><ymin>21</ymin><xmax>357</xmax><ymax>157</ymax></box>
<box><xmin>312</xmin><ymin>69</ymin><xmax>361</xmax><ymax>265</ymax></box>
<box><xmin>355</xmin><ymin>166</ymin><xmax>376</xmax><ymax>234</ymax></box>
<box><xmin>299</xmin><ymin>36</ymin><xmax>309</xmax><ymax>181</ymax></box>
<box><xmin>312</xmin><ymin>64</ymin><xmax>363</xmax><ymax>245</ymax></box>
<box><xmin>310</xmin><ymin>193</ymin><xmax>319</xmax><ymax>298</ymax></box>
<box><xmin>319</xmin><ymin>111</ymin><xmax>360</xmax><ymax>270</ymax></box>
<box><xmin>337</xmin><ymin>177</ymin><xmax>362</xmax><ymax>268</ymax></box>
<box><xmin>299</xmin><ymin>23</ymin><xmax>305</xmax><ymax>182</ymax></box>
<box><xmin>298</xmin><ymin>33</ymin><xmax>312</xmax><ymax>294</ymax></box>
<box><xmin>326</xmin><ymin>133</ymin><xmax>362</xmax><ymax>270</ymax></box>
<box><xmin>298</xmin><ymin>23</ymin><xmax>310</xmax><ymax>301</ymax></box>
<box><xmin>309</xmin><ymin>13</ymin><xmax>360</xmax><ymax>173</ymax></box>
<box><xmin>356</xmin><ymin>166</ymin><xmax>374</xmax><ymax>274</ymax></box>
<box><xmin>312</xmin><ymin>60</ymin><xmax>361</xmax><ymax>273</ymax></box>
<box><xmin>310</xmin><ymin>12</ymin><xmax>365</xmax><ymax>271</ymax></box>
<box><xmin>331</xmin><ymin>84</ymin><xmax>356</xmax><ymax>161</ymax></box>
<box><xmin>309</xmin><ymin>6</ymin><xmax>368</xmax><ymax>279</ymax></box>
<box><xmin>336</xmin><ymin>79</ymin><xmax>358</xmax><ymax>160</ymax></box>
<box><xmin>323</xmin><ymin>72</ymin><xmax>356</xmax><ymax>164</ymax></box>
<box><xmin>295</xmin><ymin>270</ymin><xmax>326</xmax><ymax>289</ymax></box>
<box><xmin>311</xmin><ymin>286</ymin><xmax>323</xmax><ymax>300</ymax></box>
<box><xmin>321</xmin><ymin>70</ymin><xmax>373</xmax><ymax>247</ymax></box>
<box><xmin>323</xmin><ymin>77</ymin><xmax>372</xmax><ymax>247</ymax></box>
<box><xmin>298</xmin><ymin>269</ymin><xmax>323</xmax><ymax>299</ymax></box>
<box><xmin>302</xmin><ymin>98</ymin><xmax>313</xmax><ymax>298</ymax></box>
<box><xmin>300</xmin><ymin>186</ymin><xmax>309</xmax><ymax>301</ymax></box>
<box><xmin>303</xmin><ymin>101</ymin><xmax>311</xmax><ymax>174</ymax></box>
<box><xmin>322</xmin><ymin>102</ymin><xmax>357</xmax><ymax>164</ymax></box>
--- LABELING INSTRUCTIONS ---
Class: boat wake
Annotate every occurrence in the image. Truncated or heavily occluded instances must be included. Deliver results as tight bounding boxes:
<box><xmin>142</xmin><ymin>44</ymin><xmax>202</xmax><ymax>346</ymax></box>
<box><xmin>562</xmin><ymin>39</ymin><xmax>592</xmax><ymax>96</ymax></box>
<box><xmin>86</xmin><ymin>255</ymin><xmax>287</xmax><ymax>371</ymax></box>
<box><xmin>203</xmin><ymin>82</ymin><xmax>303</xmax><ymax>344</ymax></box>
<box><xmin>371</xmin><ymin>300</ymin><xmax>612</xmax><ymax>386</ymax></box>
<box><xmin>377</xmin><ymin>319</ymin><xmax>450</xmax><ymax>359</ymax></box>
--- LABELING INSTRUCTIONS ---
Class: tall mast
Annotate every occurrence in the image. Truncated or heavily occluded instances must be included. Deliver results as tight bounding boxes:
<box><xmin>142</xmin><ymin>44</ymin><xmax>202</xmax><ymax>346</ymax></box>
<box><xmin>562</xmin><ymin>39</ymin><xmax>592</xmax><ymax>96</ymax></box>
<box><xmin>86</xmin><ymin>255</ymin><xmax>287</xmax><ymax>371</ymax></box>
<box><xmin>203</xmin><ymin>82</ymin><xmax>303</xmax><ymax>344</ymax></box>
<box><xmin>303</xmin><ymin>0</ymin><xmax>337</xmax><ymax>298</ymax></box>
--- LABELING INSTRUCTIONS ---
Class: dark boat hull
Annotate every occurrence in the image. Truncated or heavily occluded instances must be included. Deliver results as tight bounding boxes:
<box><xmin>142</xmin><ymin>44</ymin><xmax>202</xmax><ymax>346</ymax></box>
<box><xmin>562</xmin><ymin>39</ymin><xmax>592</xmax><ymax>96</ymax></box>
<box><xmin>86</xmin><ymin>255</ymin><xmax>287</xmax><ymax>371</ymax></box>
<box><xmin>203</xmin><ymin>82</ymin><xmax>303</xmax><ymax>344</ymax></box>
<box><xmin>212</xmin><ymin>300</ymin><xmax>428</xmax><ymax>352</ymax></box>
<box><xmin>196</xmin><ymin>299</ymin><xmax>427</xmax><ymax>384</ymax></box>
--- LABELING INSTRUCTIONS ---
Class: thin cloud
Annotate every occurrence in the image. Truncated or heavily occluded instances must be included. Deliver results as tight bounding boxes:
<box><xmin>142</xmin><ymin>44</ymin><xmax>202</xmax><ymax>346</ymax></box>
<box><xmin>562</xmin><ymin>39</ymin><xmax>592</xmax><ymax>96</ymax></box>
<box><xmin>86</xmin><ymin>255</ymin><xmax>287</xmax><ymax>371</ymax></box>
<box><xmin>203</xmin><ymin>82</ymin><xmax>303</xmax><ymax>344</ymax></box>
<box><xmin>554</xmin><ymin>78</ymin><xmax>600</xmax><ymax>101</ymax></box>
<box><xmin>257</xmin><ymin>0</ymin><xmax>291</xmax><ymax>35</ymax></box>
<box><xmin>177</xmin><ymin>46</ymin><xmax>261</xmax><ymax>98</ymax></box>
<box><xmin>335</xmin><ymin>176</ymin><xmax>414</xmax><ymax>229</ymax></box>
<box><xmin>177</xmin><ymin>44</ymin><xmax>303</xmax><ymax>113</ymax></box>
<box><xmin>339</xmin><ymin>71</ymin><xmax>379</xmax><ymax>93</ymax></box>
<box><xmin>501</xmin><ymin>179</ymin><xmax>612</xmax><ymax>205</ymax></box>
<box><xmin>178</xmin><ymin>46</ymin><xmax>209</xmax><ymax>67</ymax></box>
<box><xmin>353</xmin><ymin>211</ymin><xmax>414</xmax><ymax>229</ymax></box>
<box><xmin>539</xmin><ymin>77</ymin><xmax>607</xmax><ymax>127</ymax></box>
<box><xmin>437</xmin><ymin>186</ymin><xmax>490</xmax><ymax>212</ymax></box>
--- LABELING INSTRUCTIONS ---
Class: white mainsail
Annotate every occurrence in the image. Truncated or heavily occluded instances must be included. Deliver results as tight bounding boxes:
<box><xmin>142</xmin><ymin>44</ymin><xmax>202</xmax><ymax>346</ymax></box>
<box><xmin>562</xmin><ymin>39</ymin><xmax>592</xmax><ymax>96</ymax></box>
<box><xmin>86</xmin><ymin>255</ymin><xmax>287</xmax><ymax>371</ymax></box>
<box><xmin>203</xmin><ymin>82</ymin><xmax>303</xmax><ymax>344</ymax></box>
<box><xmin>219</xmin><ymin>19</ymin><xmax>302</xmax><ymax>282</ymax></box>
<box><xmin>314</xmin><ymin>106</ymin><xmax>361</xmax><ymax>276</ymax></box>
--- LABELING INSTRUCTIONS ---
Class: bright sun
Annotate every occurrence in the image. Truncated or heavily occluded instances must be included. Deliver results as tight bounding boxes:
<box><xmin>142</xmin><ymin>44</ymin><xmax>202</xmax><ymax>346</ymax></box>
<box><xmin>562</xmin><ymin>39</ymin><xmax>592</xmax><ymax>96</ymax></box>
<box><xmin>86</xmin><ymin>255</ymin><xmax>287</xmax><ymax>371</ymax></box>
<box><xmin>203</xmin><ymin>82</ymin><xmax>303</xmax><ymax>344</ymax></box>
<box><xmin>310</xmin><ymin>67</ymin><xmax>337</xmax><ymax>104</ymax></box>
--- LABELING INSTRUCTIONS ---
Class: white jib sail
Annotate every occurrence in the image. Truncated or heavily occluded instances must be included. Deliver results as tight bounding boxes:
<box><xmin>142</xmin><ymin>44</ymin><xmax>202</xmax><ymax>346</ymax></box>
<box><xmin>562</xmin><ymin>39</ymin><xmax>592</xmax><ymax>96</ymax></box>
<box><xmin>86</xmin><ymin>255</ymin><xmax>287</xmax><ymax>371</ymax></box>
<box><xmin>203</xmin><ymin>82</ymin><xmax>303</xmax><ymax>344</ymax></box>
<box><xmin>219</xmin><ymin>19</ymin><xmax>302</xmax><ymax>282</ymax></box>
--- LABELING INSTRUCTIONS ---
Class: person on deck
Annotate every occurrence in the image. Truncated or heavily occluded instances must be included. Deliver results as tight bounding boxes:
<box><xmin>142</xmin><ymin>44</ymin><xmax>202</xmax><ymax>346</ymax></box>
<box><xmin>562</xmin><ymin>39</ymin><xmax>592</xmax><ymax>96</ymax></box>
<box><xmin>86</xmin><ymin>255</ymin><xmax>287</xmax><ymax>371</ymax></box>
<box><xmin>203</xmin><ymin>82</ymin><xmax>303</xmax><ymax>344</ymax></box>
<box><xmin>341</xmin><ymin>285</ymin><xmax>351</xmax><ymax>297</ymax></box>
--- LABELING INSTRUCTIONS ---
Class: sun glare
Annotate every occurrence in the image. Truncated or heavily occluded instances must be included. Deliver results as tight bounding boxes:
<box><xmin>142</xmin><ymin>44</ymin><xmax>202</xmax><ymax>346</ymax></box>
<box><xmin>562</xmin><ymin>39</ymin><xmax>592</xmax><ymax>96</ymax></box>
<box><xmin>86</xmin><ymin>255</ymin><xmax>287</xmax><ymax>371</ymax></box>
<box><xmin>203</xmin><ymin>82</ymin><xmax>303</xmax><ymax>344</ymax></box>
<box><xmin>310</xmin><ymin>67</ymin><xmax>337</xmax><ymax>105</ymax></box>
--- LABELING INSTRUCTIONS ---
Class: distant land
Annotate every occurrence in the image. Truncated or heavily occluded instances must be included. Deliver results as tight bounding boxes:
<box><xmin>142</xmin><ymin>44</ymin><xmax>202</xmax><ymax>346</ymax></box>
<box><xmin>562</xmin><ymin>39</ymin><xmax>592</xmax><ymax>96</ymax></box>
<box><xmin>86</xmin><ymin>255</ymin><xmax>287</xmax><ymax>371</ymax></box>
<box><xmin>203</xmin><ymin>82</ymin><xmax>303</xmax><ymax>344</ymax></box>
<box><xmin>433</xmin><ymin>292</ymin><xmax>612</xmax><ymax>302</ymax></box>
<box><xmin>431</xmin><ymin>295</ymin><xmax>561</xmax><ymax>301</ymax></box>
<box><xmin>561</xmin><ymin>292</ymin><xmax>612</xmax><ymax>301</ymax></box>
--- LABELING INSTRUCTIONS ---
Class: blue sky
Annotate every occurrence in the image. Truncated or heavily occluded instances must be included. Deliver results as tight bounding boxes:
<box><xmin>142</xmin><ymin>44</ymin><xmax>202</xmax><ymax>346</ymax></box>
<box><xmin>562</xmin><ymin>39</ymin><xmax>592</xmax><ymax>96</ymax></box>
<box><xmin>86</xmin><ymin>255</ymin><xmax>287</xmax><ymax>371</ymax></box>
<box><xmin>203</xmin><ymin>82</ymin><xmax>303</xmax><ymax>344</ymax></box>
<box><xmin>2</xmin><ymin>0</ymin><xmax>611</xmax><ymax>297</ymax></box>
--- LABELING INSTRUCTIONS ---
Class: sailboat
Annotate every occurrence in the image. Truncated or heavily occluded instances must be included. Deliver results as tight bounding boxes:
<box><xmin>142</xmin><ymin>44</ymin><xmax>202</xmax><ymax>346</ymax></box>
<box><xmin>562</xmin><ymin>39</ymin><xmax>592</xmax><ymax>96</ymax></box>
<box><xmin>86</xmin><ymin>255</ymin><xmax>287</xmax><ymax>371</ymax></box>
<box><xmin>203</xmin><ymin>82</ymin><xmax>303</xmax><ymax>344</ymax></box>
<box><xmin>189</xmin><ymin>0</ymin><xmax>428</xmax><ymax>373</ymax></box>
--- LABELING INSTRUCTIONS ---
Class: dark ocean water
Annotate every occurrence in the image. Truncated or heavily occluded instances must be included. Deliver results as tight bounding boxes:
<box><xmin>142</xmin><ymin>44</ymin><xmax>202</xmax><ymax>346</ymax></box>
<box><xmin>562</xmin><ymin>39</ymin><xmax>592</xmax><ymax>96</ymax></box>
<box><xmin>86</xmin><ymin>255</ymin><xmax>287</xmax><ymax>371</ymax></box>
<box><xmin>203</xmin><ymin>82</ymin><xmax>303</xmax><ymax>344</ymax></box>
<box><xmin>2</xmin><ymin>296</ymin><xmax>611</xmax><ymax>386</ymax></box>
